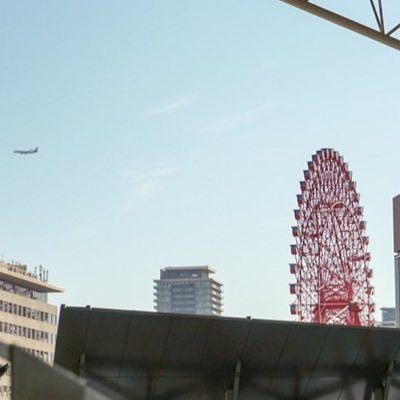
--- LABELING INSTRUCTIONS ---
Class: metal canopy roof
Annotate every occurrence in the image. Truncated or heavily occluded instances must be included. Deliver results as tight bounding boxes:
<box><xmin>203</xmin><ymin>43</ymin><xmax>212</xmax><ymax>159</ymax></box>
<box><xmin>55</xmin><ymin>306</ymin><xmax>400</xmax><ymax>400</ymax></box>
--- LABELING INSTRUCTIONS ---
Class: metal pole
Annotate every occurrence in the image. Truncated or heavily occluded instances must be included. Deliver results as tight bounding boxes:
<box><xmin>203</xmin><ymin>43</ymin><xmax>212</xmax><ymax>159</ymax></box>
<box><xmin>395</xmin><ymin>255</ymin><xmax>400</xmax><ymax>328</ymax></box>
<box><xmin>278</xmin><ymin>0</ymin><xmax>400</xmax><ymax>51</ymax></box>
<box><xmin>232</xmin><ymin>361</ymin><xmax>241</xmax><ymax>400</ymax></box>
<box><xmin>374</xmin><ymin>386</ymin><xmax>384</xmax><ymax>400</ymax></box>
<box><xmin>383</xmin><ymin>361</ymin><xmax>394</xmax><ymax>400</ymax></box>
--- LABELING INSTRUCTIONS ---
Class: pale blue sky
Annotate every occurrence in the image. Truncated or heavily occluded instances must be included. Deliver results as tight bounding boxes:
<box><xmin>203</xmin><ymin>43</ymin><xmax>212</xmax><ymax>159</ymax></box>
<box><xmin>1</xmin><ymin>1</ymin><xmax>400</xmax><ymax>321</ymax></box>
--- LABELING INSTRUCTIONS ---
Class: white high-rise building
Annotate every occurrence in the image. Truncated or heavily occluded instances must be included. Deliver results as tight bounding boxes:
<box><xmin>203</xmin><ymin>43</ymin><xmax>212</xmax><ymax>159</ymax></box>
<box><xmin>154</xmin><ymin>266</ymin><xmax>223</xmax><ymax>316</ymax></box>
<box><xmin>380</xmin><ymin>307</ymin><xmax>396</xmax><ymax>328</ymax></box>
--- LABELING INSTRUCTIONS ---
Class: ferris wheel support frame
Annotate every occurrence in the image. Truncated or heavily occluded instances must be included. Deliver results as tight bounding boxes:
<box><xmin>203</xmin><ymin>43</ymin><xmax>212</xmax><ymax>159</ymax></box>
<box><xmin>279</xmin><ymin>0</ymin><xmax>400</xmax><ymax>51</ymax></box>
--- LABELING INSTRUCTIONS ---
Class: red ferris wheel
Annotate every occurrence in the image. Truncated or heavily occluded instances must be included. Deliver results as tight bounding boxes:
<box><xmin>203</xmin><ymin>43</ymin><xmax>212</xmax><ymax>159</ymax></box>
<box><xmin>289</xmin><ymin>148</ymin><xmax>375</xmax><ymax>326</ymax></box>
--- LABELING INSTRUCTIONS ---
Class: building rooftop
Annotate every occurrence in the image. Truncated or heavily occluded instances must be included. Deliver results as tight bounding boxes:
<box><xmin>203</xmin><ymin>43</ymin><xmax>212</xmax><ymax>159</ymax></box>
<box><xmin>162</xmin><ymin>265</ymin><xmax>216</xmax><ymax>273</ymax></box>
<box><xmin>0</xmin><ymin>262</ymin><xmax>63</xmax><ymax>293</ymax></box>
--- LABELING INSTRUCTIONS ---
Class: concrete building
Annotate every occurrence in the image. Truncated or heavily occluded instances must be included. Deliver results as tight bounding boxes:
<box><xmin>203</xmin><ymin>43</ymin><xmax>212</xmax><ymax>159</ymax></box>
<box><xmin>0</xmin><ymin>261</ymin><xmax>62</xmax><ymax>397</ymax></box>
<box><xmin>380</xmin><ymin>307</ymin><xmax>396</xmax><ymax>328</ymax></box>
<box><xmin>393</xmin><ymin>195</ymin><xmax>400</xmax><ymax>327</ymax></box>
<box><xmin>154</xmin><ymin>266</ymin><xmax>223</xmax><ymax>316</ymax></box>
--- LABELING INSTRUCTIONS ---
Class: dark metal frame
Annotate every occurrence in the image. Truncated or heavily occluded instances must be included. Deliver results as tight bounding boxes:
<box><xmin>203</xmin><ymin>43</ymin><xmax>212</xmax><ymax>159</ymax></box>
<box><xmin>279</xmin><ymin>0</ymin><xmax>400</xmax><ymax>51</ymax></box>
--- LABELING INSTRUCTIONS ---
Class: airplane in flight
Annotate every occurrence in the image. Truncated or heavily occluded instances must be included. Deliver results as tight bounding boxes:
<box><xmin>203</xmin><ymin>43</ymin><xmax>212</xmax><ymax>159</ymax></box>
<box><xmin>13</xmin><ymin>146</ymin><xmax>39</xmax><ymax>155</ymax></box>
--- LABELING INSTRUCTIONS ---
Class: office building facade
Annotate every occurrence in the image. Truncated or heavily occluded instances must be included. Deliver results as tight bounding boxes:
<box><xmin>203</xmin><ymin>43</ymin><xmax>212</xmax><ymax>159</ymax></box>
<box><xmin>0</xmin><ymin>261</ymin><xmax>62</xmax><ymax>397</ymax></box>
<box><xmin>154</xmin><ymin>266</ymin><xmax>223</xmax><ymax>316</ymax></box>
<box><xmin>380</xmin><ymin>307</ymin><xmax>396</xmax><ymax>328</ymax></box>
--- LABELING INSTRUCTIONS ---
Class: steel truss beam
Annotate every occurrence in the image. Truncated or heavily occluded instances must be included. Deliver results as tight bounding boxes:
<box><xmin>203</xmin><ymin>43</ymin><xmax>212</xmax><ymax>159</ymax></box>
<box><xmin>279</xmin><ymin>0</ymin><xmax>400</xmax><ymax>51</ymax></box>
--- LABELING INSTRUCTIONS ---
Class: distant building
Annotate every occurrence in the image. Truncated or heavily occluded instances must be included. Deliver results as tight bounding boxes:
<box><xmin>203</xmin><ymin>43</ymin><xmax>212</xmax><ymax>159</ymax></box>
<box><xmin>0</xmin><ymin>261</ymin><xmax>62</xmax><ymax>398</ymax></box>
<box><xmin>393</xmin><ymin>195</ymin><xmax>400</xmax><ymax>327</ymax></box>
<box><xmin>154</xmin><ymin>266</ymin><xmax>223</xmax><ymax>316</ymax></box>
<box><xmin>380</xmin><ymin>307</ymin><xmax>396</xmax><ymax>328</ymax></box>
